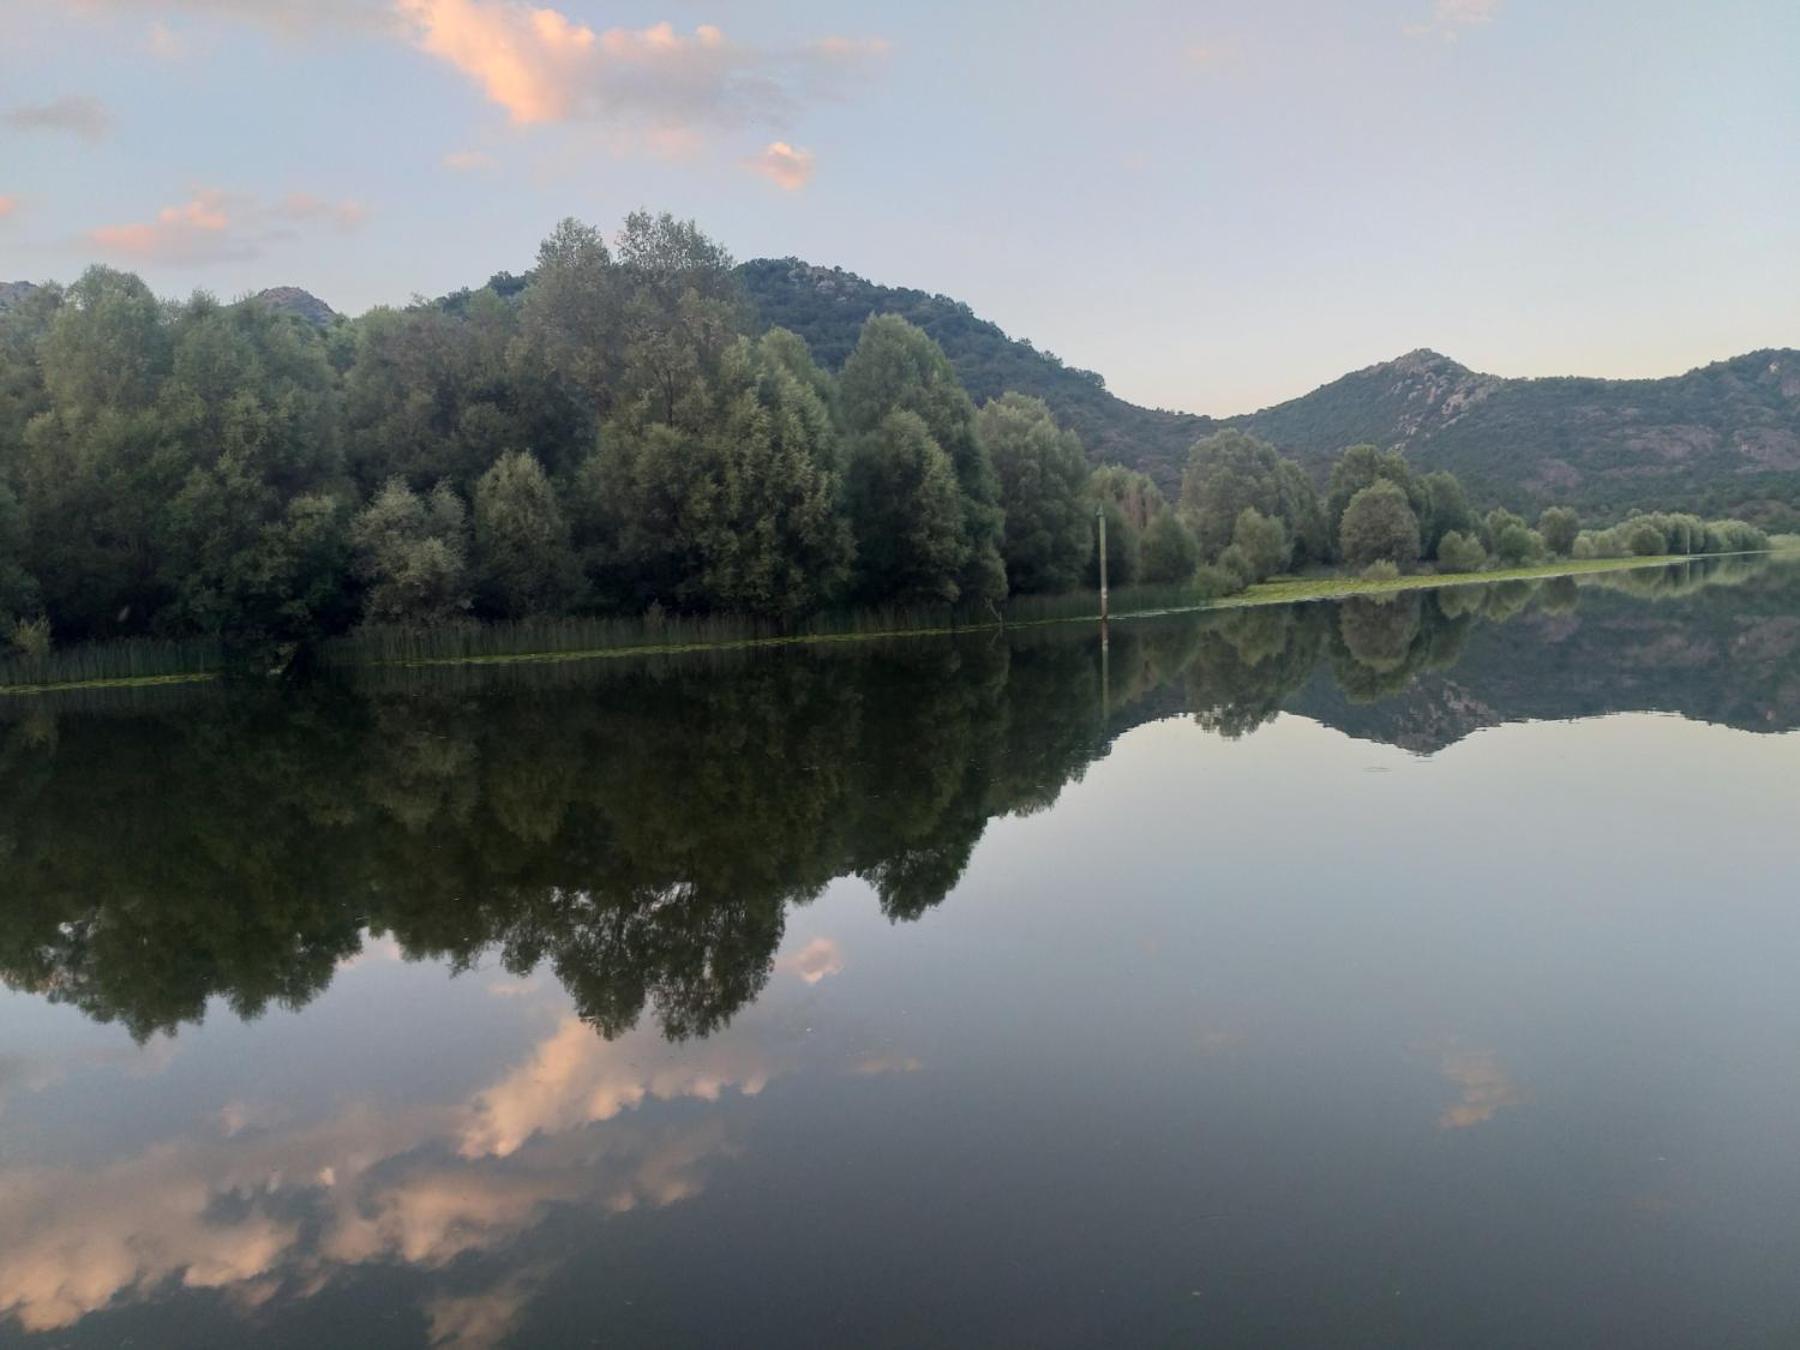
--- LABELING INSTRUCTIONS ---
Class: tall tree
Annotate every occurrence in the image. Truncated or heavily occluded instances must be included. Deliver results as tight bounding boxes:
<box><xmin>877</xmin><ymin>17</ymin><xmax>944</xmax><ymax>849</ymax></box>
<box><xmin>473</xmin><ymin>451</ymin><xmax>581</xmax><ymax>618</ymax></box>
<box><xmin>1326</xmin><ymin>444</ymin><xmax>1424</xmax><ymax>555</ymax></box>
<box><xmin>978</xmin><ymin>393</ymin><xmax>1091</xmax><ymax>594</ymax></box>
<box><xmin>840</xmin><ymin>315</ymin><xmax>1006</xmax><ymax>603</ymax></box>
<box><xmin>1338</xmin><ymin>479</ymin><xmax>1421</xmax><ymax>568</ymax></box>
<box><xmin>845</xmin><ymin>410</ymin><xmax>968</xmax><ymax>605</ymax></box>
<box><xmin>583</xmin><ymin>332</ymin><xmax>853</xmax><ymax>617</ymax></box>
<box><xmin>1179</xmin><ymin>430</ymin><xmax>1323</xmax><ymax>564</ymax></box>
<box><xmin>350</xmin><ymin>478</ymin><xmax>472</xmax><ymax>626</ymax></box>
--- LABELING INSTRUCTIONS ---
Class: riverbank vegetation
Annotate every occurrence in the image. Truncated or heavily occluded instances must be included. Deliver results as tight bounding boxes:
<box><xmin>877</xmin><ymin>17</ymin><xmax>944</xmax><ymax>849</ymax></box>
<box><xmin>0</xmin><ymin>210</ymin><xmax>1775</xmax><ymax>678</ymax></box>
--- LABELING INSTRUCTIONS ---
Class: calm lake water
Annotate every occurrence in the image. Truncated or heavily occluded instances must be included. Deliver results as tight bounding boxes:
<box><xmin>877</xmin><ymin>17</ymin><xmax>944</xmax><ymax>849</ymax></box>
<box><xmin>1</xmin><ymin>557</ymin><xmax>1797</xmax><ymax>1348</ymax></box>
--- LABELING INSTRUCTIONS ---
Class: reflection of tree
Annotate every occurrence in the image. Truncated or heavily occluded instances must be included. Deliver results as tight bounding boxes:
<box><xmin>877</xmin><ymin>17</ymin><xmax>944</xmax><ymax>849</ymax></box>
<box><xmin>0</xmin><ymin>551</ymin><xmax>1782</xmax><ymax>1042</ymax></box>
<box><xmin>1184</xmin><ymin>606</ymin><xmax>1329</xmax><ymax>737</ymax></box>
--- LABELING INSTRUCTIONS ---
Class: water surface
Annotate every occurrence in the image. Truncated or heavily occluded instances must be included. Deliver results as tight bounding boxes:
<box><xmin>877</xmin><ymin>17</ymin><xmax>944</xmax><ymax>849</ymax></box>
<box><xmin>2</xmin><ymin>557</ymin><xmax>1797</xmax><ymax>1348</ymax></box>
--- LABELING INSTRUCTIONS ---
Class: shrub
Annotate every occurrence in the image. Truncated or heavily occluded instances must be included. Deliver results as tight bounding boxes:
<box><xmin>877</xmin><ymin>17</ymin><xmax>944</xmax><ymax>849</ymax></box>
<box><xmin>1435</xmin><ymin>530</ymin><xmax>1487</xmax><ymax>573</ymax></box>
<box><xmin>9</xmin><ymin>616</ymin><xmax>51</xmax><ymax>663</ymax></box>
<box><xmin>1361</xmin><ymin>559</ymin><xmax>1401</xmax><ymax>582</ymax></box>
<box><xmin>1192</xmin><ymin>564</ymin><xmax>1246</xmax><ymax>600</ymax></box>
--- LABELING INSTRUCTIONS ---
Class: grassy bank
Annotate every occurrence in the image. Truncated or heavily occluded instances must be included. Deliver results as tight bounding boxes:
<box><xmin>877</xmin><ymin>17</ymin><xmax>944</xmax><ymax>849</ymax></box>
<box><xmin>2</xmin><ymin>548</ymin><xmax>1786</xmax><ymax>694</ymax></box>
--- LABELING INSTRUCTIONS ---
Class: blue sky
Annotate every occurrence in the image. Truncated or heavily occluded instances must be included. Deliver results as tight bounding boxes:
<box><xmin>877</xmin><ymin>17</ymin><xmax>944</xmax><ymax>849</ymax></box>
<box><xmin>1</xmin><ymin>0</ymin><xmax>1795</xmax><ymax>413</ymax></box>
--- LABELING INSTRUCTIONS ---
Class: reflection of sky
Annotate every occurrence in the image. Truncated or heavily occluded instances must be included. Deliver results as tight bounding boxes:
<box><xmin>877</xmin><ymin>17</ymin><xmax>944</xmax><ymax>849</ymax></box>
<box><xmin>1</xmin><ymin>710</ymin><xmax>1798</xmax><ymax>1345</ymax></box>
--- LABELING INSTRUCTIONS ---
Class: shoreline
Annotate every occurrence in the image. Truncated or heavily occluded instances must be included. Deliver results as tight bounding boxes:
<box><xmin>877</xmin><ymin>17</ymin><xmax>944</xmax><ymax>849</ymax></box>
<box><xmin>1</xmin><ymin>548</ymin><xmax>1787</xmax><ymax>695</ymax></box>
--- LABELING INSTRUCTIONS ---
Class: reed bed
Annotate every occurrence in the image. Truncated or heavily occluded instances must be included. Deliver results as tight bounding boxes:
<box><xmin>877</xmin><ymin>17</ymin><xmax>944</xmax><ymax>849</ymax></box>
<box><xmin>321</xmin><ymin>583</ymin><xmax>1215</xmax><ymax>671</ymax></box>
<box><xmin>0</xmin><ymin>637</ymin><xmax>226</xmax><ymax>693</ymax></box>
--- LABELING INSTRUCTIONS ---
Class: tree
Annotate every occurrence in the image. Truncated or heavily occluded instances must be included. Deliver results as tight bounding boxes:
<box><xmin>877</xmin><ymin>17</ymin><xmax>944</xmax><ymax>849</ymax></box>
<box><xmin>518</xmin><ymin>217</ymin><xmax>618</xmax><ymax>411</ymax></box>
<box><xmin>1326</xmin><ymin>444</ymin><xmax>1422</xmax><ymax>554</ymax></box>
<box><xmin>160</xmin><ymin>454</ymin><xmax>353</xmax><ymax>641</ymax></box>
<box><xmin>1419</xmin><ymin>470</ymin><xmax>1476</xmax><ymax>556</ymax></box>
<box><xmin>840</xmin><ymin>315</ymin><xmax>1005</xmax><ymax>603</ymax></box>
<box><xmin>1538</xmin><ymin>506</ymin><xmax>1580</xmax><ymax>556</ymax></box>
<box><xmin>0</xmin><ymin>483</ymin><xmax>40</xmax><ymax>625</ymax></box>
<box><xmin>845</xmin><ymin>411</ymin><xmax>968</xmax><ymax>605</ymax></box>
<box><xmin>1493</xmin><ymin>523</ymin><xmax>1545</xmax><ymax>565</ymax></box>
<box><xmin>978</xmin><ymin>393</ymin><xmax>1090</xmax><ymax>594</ymax></box>
<box><xmin>473</xmin><ymin>452</ymin><xmax>581</xmax><ymax>618</ymax></box>
<box><xmin>1435</xmin><ymin>530</ymin><xmax>1487</xmax><ymax>573</ymax></box>
<box><xmin>612</xmin><ymin>211</ymin><xmax>746</xmax><ymax>424</ymax></box>
<box><xmin>1231</xmin><ymin>506</ymin><xmax>1289</xmax><ymax>582</ymax></box>
<box><xmin>1085</xmin><ymin>497</ymin><xmax>1138</xmax><ymax>589</ymax></box>
<box><xmin>1625</xmin><ymin>519</ymin><xmax>1666</xmax><ymax>556</ymax></box>
<box><xmin>1179</xmin><ymin>430</ymin><xmax>1322</xmax><ymax>563</ymax></box>
<box><xmin>1086</xmin><ymin>465</ymin><xmax>1165</xmax><ymax>532</ymax></box>
<box><xmin>350</xmin><ymin>478</ymin><xmax>473</xmax><ymax>626</ymax></box>
<box><xmin>580</xmin><ymin>332</ymin><xmax>853</xmax><ymax>617</ymax></box>
<box><xmin>1338</xmin><ymin>479</ymin><xmax>1420</xmax><ymax>568</ymax></box>
<box><xmin>1138</xmin><ymin>509</ymin><xmax>1199</xmax><ymax>583</ymax></box>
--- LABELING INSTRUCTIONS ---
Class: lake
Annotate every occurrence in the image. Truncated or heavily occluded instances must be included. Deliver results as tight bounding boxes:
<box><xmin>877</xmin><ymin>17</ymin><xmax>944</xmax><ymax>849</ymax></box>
<box><xmin>1</xmin><ymin>556</ymin><xmax>1797</xmax><ymax>1348</ymax></box>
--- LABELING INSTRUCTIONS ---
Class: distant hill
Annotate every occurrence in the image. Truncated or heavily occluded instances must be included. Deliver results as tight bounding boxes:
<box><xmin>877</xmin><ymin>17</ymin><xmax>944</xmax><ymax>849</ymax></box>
<box><xmin>736</xmin><ymin>259</ymin><xmax>1217</xmax><ymax>478</ymax></box>
<box><xmin>0</xmin><ymin>281</ymin><xmax>41</xmax><ymax>314</ymax></box>
<box><xmin>1236</xmin><ymin>347</ymin><xmax>1800</xmax><ymax>519</ymax></box>
<box><xmin>739</xmin><ymin>258</ymin><xmax>1800</xmax><ymax>522</ymax></box>
<box><xmin>251</xmin><ymin>287</ymin><xmax>337</xmax><ymax>326</ymax></box>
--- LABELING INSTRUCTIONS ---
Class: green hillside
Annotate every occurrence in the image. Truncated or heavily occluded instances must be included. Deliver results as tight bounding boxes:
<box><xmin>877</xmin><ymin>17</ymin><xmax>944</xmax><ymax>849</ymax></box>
<box><xmin>739</xmin><ymin>259</ymin><xmax>1800</xmax><ymax>526</ymax></box>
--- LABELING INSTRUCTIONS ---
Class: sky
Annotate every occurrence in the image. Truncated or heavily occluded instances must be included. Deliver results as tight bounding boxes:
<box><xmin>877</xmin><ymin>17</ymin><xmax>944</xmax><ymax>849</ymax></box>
<box><xmin>0</xmin><ymin>0</ymin><xmax>1796</xmax><ymax>415</ymax></box>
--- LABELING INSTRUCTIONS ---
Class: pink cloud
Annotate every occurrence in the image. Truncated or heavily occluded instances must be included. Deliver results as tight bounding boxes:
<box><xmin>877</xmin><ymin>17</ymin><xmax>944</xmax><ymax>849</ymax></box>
<box><xmin>1406</xmin><ymin>0</ymin><xmax>1502</xmax><ymax>38</ymax></box>
<box><xmin>744</xmin><ymin>140</ymin><xmax>816</xmax><ymax>191</ymax></box>
<box><xmin>394</xmin><ymin>0</ymin><xmax>884</xmax><ymax>143</ymax></box>
<box><xmin>0</xmin><ymin>196</ymin><xmax>18</xmax><ymax>220</ymax></box>
<box><xmin>88</xmin><ymin>189</ymin><xmax>367</xmax><ymax>265</ymax></box>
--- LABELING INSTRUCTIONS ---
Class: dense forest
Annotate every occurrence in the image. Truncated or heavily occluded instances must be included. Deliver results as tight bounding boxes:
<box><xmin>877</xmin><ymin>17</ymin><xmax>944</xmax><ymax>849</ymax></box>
<box><xmin>0</xmin><ymin>212</ymin><xmax>1773</xmax><ymax>657</ymax></box>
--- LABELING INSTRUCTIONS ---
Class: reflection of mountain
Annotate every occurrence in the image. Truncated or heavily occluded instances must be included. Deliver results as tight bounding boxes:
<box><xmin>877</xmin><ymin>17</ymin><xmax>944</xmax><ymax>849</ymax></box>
<box><xmin>0</xmin><ymin>556</ymin><xmax>1792</xmax><ymax>1042</ymax></box>
<box><xmin>1290</xmin><ymin>558</ymin><xmax>1800</xmax><ymax>752</ymax></box>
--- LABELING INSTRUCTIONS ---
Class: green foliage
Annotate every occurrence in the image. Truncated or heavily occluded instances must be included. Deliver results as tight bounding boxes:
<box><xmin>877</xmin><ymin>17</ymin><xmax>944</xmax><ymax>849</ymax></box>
<box><xmin>581</xmin><ymin>332</ymin><xmax>853</xmax><ymax>617</ymax></box>
<box><xmin>1327</xmin><ymin>444</ymin><xmax>1424</xmax><ymax>554</ymax></box>
<box><xmin>1418</xmin><ymin>470</ymin><xmax>1476</xmax><ymax>555</ymax></box>
<box><xmin>1179</xmin><ymin>430</ymin><xmax>1324</xmax><ymax>564</ymax></box>
<box><xmin>1338</xmin><ymin>479</ymin><xmax>1421</xmax><ymax>568</ymax></box>
<box><xmin>350</xmin><ymin>479</ymin><xmax>472</xmax><ymax>626</ymax></box>
<box><xmin>1085</xmin><ymin>496</ymin><xmax>1138</xmax><ymax>589</ymax></box>
<box><xmin>0</xmin><ymin>217</ymin><xmax>1781</xmax><ymax>658</ymax></box>
<box><xmin>841</xmin><ymin>314</ymin><xmax>1005</xmax><ymax>603</ymax></box>
<box><xmin>1361</xmin><ymin>559</ymin><xmax>1401</xmax><ymax>583</ymax></box>
<box><xmin>1138</xmin><ymin>509</ymin><xmax>1200</xmax><ymax>584</ymax></box>
<box><xmin>979</xmin><ymin>393</ymin><xmax>1091</xmax><ymax>594</ymax></box>
<box><xmin>1435</xmin><ymin>529</ymin><xmax>1488</xmax><ymax>573</ymax></box>
<box><xmin>1538</xmin><ymin>506</ymin><xmax>1580</xmax><ymax>556</ymax></box>
<box><xmin>473</xmin><ymin>451</ymin><xmax>581</xmax><ymax>618</ymax></box>
<box><xmin>1231</xmin><ymin>506</ymin><xmax>1289</xmax><ymax>582</ymax></box>
<box><xmin>846</xmin><ymin>411</ymin><xmax>969</xmax><ymax>605</ymax></box>
<box><xmin>1493</xmin><ymin>522</ymin><xmax>1546</xmax><ymax>566</ymax></box>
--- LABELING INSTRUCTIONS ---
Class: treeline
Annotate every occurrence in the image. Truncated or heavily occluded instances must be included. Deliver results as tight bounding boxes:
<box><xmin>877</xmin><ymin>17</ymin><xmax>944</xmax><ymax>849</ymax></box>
<box><xmin>0</xmin><ymin>211</ymin><xmax>1772</xmax><ymax>653</ymax></box>
<box><xmin>1124</xmin><ymin>433</ymin><xmax>1772</xmax><ymax>593</ymax></box>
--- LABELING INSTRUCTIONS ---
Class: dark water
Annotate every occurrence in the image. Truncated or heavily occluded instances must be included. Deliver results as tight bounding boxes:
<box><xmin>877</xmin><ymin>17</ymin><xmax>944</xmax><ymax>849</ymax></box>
<box><xmin>1</xmin><ymin>557</ymin><xmax>1798</xmax><ymax>1348</ymax></box>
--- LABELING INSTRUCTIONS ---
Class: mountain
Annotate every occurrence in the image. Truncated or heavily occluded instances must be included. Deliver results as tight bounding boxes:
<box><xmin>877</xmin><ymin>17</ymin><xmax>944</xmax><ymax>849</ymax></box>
<box><xmin>0</xmin><ymin>281</ymin><xmax>41</xmax><ymax>314</ymax></box>
<box><xmin>736</xmin><ymin>258</ymin><xmax>1218</xmax><ymax>477</ymax></box>
<box><xmin>1237</xmin><ymin>347</ymin><xmax>1800</xmax><ymax>518</ymax></box>
<box><xmin>251</xmin><ymin>287</ymin><xmax>337</xmax><ymax>327</ymax></box>
<box><xmin>738</xmin><ymin>259</ymin><xmax>1800</xmax><ymax>523</ymax></box>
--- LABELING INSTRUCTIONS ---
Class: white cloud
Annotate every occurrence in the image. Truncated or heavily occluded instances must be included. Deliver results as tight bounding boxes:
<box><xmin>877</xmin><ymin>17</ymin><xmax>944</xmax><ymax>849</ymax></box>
<box><xmin>88</xmin><ymin>188</ymin><xmax>368</xmax><ymax>265</ymax></box>
<box><xmin>4</xmin><ymin>95</ymin><xmax>113</xmax><ymax>141</ymax></box>
<box><xmin>744</xmin><ymin>140</ymin><xmax>816</xmax><ymax>191</ymax></box>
